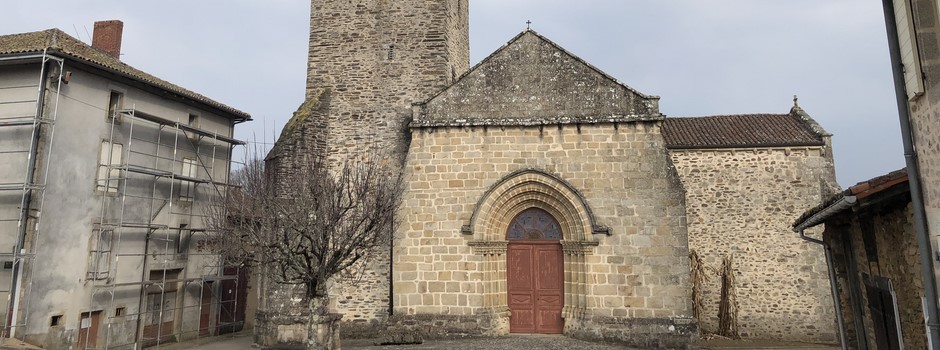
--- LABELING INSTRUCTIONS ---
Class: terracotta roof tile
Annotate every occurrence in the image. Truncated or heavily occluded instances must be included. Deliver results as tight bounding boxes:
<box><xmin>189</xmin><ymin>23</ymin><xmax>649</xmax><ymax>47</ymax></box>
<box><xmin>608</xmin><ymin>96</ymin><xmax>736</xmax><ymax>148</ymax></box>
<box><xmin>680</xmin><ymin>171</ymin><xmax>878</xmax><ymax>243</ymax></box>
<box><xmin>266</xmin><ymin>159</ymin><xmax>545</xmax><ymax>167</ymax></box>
<box><xmin>792</xmin><ymin>168</ymin><xmax>908</xmax><ymax>228</ymax></box>
<box><xmin>662</xmin><ymin>110</ymin><xmax>825</xmax><ymax>149</ymax></box>
<box><xmin>0</xmin><ymin>29</ymin><xmax>250</xmax><ymax>121</ymax></box>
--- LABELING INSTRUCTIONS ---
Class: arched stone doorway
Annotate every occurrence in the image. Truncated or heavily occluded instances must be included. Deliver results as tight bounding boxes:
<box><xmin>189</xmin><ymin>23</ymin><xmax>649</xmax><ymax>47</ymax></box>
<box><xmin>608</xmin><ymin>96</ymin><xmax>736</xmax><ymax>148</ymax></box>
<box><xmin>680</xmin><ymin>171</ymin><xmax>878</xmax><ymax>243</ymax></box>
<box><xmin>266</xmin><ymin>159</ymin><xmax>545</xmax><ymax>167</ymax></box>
<box><xmin>506</xmin><ymin>208</ymin><xmax>564</xmax><ymax>334</ymax></box>
<box><xmin>463</xmin><ymin>169</ymin><xmax>604</xmax><ymax>335</ymax></box>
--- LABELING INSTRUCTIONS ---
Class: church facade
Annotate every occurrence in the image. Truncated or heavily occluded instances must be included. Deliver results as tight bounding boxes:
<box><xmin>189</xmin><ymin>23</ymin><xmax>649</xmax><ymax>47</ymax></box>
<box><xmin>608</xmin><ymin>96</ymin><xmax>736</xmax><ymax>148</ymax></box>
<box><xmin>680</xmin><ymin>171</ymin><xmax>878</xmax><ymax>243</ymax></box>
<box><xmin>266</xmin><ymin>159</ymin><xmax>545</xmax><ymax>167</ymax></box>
<box><xmin>262</xmin><ymin>1</ymin><xmax>839</xmax><ymax>348</ymax></box>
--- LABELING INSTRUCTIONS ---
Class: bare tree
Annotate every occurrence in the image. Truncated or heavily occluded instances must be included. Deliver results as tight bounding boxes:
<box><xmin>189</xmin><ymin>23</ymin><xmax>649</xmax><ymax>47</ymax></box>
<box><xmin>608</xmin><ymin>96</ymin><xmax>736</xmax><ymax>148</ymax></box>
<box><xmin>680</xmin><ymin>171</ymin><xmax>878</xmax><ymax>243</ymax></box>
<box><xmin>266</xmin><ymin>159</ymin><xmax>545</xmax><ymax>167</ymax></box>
<box><xmin>208</xmin><ymin>154</ymin><xmax>402</xmax><ymax>349</ymax></box>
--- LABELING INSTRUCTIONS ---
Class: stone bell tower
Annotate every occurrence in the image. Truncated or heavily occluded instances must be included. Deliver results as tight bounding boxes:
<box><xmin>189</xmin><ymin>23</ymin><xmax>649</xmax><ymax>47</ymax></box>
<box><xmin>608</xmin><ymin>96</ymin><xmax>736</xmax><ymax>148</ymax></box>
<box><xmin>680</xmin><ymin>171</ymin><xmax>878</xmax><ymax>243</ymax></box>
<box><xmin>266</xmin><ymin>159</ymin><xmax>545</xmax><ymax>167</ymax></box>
<box><xmin>259</xmin><ymin>0</ymin><xmax>470</xmax><ymax>343</ymax></box>
<box><xmin>301</xmin><ymin>0</ymin><xmax>470</xmax><ymax>323</ymax></box>
<box><xmin>303</xmin><ymin>0</ymin><xmax>470</xmax><ymax>165</ymax></box>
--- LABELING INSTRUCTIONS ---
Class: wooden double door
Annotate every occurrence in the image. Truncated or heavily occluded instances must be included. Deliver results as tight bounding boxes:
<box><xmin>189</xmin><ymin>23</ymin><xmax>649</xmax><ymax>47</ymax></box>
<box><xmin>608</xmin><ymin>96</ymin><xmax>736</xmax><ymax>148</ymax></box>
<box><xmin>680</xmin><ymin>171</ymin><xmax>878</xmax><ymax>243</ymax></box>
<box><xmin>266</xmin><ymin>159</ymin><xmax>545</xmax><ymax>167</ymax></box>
<box><xmin>506</xmin><ymin>208</ymin><xmax>564</xmax><ymax>334</ymax></box>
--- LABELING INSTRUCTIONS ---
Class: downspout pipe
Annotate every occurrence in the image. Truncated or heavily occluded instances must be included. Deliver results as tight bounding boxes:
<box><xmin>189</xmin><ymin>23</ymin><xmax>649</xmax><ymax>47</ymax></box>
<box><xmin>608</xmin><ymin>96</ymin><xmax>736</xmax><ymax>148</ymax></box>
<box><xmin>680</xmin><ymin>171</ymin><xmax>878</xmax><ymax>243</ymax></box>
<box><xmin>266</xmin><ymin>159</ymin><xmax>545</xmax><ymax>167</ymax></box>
<box><xmin>794</xmin><ymin>196</ymin><xmax>855</xmax><ymax>350</ymax></box>
<box><xmin>881</xmin><ymin>0</ymin><xmax>940</xmax><ymax>347</ymax></box>
<box><xmin>798</xmin><ymin>232</ymin><xmax>847</xmax><ymax>350</ymax></box>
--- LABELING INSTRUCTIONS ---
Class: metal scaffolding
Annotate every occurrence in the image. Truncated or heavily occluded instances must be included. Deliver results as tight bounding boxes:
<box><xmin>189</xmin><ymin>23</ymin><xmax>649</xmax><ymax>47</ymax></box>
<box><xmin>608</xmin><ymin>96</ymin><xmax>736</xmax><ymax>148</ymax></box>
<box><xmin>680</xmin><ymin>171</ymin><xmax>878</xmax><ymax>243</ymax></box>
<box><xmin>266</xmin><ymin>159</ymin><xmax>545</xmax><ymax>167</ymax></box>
<box><xmin>1</xmin><ymin>51</ymin><xmax>248</xmax><ymax>350</ymax></box>
<box><xmin>88</xmin><ymin>107</ymin><xmax>247</xmax><ymax>349</ymax></box>
<box><xmin>0</xmin><ymin>51</ymin><xmax>64</xmax><ymax>339</ymax></box>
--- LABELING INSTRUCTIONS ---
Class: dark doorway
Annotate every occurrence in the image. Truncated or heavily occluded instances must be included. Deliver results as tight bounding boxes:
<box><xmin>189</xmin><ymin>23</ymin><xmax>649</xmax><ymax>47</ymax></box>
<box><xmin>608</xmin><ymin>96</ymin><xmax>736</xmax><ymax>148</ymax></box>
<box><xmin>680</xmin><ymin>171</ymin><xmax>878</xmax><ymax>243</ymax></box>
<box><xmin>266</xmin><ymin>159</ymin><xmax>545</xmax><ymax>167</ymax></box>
<box><xmin>77</xmin><ymin>310</ymin><xmax>102</xmax><ymax>349</ymax></box>
<box><xmin>199</xmin><ymin>282</ymin><xmax>213</xmax><ymax>337</ymax></box>
<box><xmin>865</xmin><ymin>276</ymin><xmax>902</xmax><ymax>350</ymax></box>
<box><xmin>506</xmin><ymin>208</ymin><xmax>564</xmax><ymax>334</ymax></box>
<box><xmin>218</xmin><ymin>266</ymin><xmax>248</xmax><ymax>334</ymax></box>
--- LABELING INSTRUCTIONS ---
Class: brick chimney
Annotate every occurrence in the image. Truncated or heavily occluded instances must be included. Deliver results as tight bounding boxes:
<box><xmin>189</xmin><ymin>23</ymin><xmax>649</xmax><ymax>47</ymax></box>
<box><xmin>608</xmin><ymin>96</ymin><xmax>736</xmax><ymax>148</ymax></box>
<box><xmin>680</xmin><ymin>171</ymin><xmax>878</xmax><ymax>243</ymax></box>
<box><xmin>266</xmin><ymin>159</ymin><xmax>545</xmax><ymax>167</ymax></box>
<box><xmin>92</xmin><ymin>20</ymin><xmax>123</xmax><ymax>59</ymax></box>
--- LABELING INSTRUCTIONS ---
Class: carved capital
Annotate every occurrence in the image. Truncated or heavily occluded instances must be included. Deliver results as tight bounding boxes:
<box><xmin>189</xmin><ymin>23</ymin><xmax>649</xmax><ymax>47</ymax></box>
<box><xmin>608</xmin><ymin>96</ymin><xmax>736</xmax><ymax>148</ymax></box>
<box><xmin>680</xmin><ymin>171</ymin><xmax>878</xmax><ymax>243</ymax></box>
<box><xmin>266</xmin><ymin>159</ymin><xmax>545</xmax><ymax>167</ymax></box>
<box><xmin>468</xmin><ymin>240</ymin><xmax>509</xmax><ymax>255</ymax></box>
<box><xmin>560</xmin><ymin>240</ymin><xmax>598</xmax><ymax>255</ymax></box>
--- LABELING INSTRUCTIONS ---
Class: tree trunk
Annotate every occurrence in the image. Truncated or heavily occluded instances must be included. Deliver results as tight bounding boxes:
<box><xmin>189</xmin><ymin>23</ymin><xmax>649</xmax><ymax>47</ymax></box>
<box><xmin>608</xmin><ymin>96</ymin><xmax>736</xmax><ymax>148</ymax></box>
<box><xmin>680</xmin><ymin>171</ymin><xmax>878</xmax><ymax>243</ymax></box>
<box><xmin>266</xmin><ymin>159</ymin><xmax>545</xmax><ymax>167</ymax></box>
<box><xmin>306</xmin><ymin>296</ymin><xmax>342</xmax><ymax>350</ymax></box>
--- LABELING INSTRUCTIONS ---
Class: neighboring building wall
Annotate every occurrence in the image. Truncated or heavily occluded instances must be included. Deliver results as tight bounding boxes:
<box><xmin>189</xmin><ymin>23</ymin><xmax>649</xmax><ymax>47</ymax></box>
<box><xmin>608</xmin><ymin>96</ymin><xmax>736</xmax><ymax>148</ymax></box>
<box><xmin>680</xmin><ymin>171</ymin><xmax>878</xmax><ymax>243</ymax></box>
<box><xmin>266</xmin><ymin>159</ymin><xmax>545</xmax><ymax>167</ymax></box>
<box><xmin>671</xmin><ymin>146</ymin><xmax>839</xmax><ymax>341</ymax></box>
<box><xmin>392</xmin><ymin>122</ymin><xmax>695</xmax><ymax>347</ymax></box>
<box><xmin>0</xmin><ymin>56</ymin><xmax>239</xmax><ymax>350</ymax></box>
<box><xmin>825</xmin><ymin>202</ymin><xmax>925</xmax><ymax>350</ymax></box>
<box><xmin>900</xmin><ymin>0</ymin><xmax>940</xmax><ymax>298</ymax></box>
<box><xmin>0</xmin><ymin>61</ymin><xmax>46</xmax><ymax>339</ymax></box>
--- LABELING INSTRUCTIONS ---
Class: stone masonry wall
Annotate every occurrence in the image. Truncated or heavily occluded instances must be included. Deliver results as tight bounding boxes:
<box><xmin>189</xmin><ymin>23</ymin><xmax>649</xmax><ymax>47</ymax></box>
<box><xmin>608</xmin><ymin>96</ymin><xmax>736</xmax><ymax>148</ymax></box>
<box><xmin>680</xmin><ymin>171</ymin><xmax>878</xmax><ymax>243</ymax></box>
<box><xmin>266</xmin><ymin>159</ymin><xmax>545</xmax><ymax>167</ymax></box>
<box><xmin>394</xmin><ymin>122</ymin><xmax>693</xmax><ymax>323</ymax></box>
<box><xmin>262</xmin><ymin>0</ymin><xmax>471</xmax><ymax>334</ymax></box>
<box><xmin>305</xmin><ymin>0</ymin><xmax>469</xmax><ymax>165</ymax></box>
<box><xmin>825</xmin><ymin>202</ymin><xmax>925</xmax><ymax>350</ymax></box>
<box><xmin>907</xmin><ymin>0</ymin><xmax>940</xmax><ymax>302</ymax></box>
<box><xmin>671</xmin><ymin>147</ymin><xmax>839</xmax><ymax>341</ymax></box>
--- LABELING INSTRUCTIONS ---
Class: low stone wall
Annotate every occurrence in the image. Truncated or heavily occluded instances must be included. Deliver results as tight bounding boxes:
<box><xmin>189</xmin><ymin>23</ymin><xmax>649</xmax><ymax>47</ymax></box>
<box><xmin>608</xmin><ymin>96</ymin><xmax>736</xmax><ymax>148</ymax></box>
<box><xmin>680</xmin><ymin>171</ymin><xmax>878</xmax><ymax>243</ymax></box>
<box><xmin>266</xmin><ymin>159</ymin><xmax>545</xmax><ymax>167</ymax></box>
<box><xmin>343</xmin><ymin>313</ymin><xmax>696</xmax><ymax>349</ymax></box>
<box><xmin>255</xmin><ymin>311</ymin><xmax>310</xmax><ymax>350</ymax></box>
<box><xmin>343</xmin><ymin>314</ymin><xmax>486</xmax><ymax>339</ymax></box>
<box><xmin>567</xmin><ymin>316</ymin><xmax>698</xmax><ymax>349</ymax></box>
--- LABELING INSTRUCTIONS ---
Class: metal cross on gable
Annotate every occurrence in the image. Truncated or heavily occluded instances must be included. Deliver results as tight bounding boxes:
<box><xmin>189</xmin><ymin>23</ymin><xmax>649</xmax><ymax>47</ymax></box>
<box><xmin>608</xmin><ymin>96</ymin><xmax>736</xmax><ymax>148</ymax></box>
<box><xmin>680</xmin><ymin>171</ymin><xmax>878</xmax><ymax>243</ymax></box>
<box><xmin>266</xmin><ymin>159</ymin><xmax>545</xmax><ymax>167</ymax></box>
<box><xmin>527</xmin><ymin>20</ymin><xmax>532</xmax><ymax>30</ymax></box>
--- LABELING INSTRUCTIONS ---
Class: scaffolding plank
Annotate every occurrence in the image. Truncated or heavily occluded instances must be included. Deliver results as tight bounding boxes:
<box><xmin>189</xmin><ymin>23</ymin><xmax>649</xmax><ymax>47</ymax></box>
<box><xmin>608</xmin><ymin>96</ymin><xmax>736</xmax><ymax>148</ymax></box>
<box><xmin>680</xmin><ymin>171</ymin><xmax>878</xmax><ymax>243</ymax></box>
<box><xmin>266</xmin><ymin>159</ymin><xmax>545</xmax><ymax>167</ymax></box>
<box><xmin>0</xmin><ymin>183</ymin><xmax>24</xmax><ymax>191</ymax></box>
<box><xmin>177</xmin><ymin>123</ymin><xmax>245</xmax><ymax>145</ymax></box>
<box><xmin>0</xmin><ymin>120</ymin><xmax>35</xmax><ymax>127</ymax></box>
<box><xmin>125</xmin><ymin>164</ymin><xmax>210</xmax><ymax>183</ymax></box>
<box><xmin>125</xmin><ymin>164</ymin><xmax>172</xmax><ymax>177</ymax></box>
<box><xmin>100</xmin><ymin>222</ymin><xmax>169</xmax><ymax>230</ymax></box>
<box><xmin>176</xmin><ymin>173</ymin><xmax>209</xmax><ymax>184</ymax></box>
<box><xmin>0</xmin><ymin>115</ymin><xmax>36</xmax><ymax>121</ymax></box>
<box><xmin>100</xmin><ymin>275</ymin><xmax>235</xmax><ymax>288</ymax></box>
<box><xmin>119</xmin><ymin>109</ymin><xmax>245</xmax><ymax>145</ymax></box>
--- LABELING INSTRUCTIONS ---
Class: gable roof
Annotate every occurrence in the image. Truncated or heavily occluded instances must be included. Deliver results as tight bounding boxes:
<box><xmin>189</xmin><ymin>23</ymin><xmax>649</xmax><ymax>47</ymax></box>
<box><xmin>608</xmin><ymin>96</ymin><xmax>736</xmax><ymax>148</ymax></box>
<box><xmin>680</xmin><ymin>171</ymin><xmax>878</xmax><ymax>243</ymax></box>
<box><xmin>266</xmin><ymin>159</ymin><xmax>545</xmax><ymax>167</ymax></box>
<box><xmin>662</xmin><ymin>106</ymin><xmax>827</xmax><ymax>149</ymax></box>
<box><xmin>412</xmin><ymin>30</ymin><xmax>661</xmax><ymax>128</ymax></box>
<box><xmin>0</xmin><ymin>29</ymin><xmax>250</xmax><ymax>122</ymax></box>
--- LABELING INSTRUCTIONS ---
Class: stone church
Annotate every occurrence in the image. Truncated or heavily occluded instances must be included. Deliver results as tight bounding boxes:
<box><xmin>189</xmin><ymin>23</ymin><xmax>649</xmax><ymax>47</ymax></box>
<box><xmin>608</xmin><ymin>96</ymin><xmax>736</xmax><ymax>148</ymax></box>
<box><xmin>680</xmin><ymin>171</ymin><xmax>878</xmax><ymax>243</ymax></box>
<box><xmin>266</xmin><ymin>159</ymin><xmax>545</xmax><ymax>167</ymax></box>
<box><xmin>262</xmin><ymin>1</ymin><xmax>839</xmax><ymax>348</ymax></box>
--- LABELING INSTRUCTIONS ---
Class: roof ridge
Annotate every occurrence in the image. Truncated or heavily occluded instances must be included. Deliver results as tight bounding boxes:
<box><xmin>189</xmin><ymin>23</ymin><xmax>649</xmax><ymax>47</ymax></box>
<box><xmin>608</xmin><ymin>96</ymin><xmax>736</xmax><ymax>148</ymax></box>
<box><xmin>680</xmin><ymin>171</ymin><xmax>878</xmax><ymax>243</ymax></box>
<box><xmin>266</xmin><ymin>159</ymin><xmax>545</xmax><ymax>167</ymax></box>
<box><xmin>0</xmin><ymin>28</ymin><xmax>251</xmax><ymax>121</ymax></box>
<box><xmin>789</xmin><ymin>105</ymin><xmax>831</xmax><ymax>137</ymax></box>
<box><xmin>669</xmin><ymin>113</ymin><xmax>789</xmax><ymax>119</ymax></box>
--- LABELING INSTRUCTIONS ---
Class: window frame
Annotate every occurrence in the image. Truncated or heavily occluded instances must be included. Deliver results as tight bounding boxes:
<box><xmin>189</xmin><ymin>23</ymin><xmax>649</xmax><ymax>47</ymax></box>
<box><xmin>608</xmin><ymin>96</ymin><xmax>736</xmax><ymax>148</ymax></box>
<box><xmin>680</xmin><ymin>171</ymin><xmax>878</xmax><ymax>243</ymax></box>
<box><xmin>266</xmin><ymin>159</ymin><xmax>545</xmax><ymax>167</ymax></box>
<box><xmin>96</xmin><ymin>141</ymin><xmax>123</xmax><ymax>194</ymax></box>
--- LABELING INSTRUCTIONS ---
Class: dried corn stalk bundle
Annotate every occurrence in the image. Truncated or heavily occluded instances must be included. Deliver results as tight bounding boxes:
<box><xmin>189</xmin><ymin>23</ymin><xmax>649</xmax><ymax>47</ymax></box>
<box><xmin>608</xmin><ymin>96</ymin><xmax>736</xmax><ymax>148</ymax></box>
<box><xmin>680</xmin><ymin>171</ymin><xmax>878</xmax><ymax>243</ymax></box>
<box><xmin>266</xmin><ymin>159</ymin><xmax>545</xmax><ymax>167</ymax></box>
<box><xmin>718</xmin><ymin>254</ymin><xmax>739</xmax><ymax>338</ymax></box>
<box><xmin>689</xmin><ymin>249</ymin><xmax>709</xmax><ymax>320</ymax></box>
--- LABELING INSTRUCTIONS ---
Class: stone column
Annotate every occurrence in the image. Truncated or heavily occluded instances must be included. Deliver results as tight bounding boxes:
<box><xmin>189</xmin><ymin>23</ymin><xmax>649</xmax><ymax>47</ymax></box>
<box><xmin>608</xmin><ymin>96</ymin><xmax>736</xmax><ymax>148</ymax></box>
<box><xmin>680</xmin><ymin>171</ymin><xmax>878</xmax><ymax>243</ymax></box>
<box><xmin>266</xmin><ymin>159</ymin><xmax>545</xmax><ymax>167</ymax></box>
<box><xmin>561</xmin><ymin>240</ymin><xmax>597</xmax><ymax>330</ymax></box>
<box><xmin>469</xmin><ymin>240</ymin><xmax>510</xmax><ymax>334</ymax></box>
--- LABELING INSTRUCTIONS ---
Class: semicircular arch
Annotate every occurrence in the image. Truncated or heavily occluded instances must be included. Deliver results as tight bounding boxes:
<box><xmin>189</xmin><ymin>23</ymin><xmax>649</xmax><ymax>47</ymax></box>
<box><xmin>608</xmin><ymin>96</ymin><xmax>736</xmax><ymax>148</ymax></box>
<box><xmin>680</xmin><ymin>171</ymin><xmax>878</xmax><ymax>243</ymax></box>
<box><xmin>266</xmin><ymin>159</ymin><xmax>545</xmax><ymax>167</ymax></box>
<box><xmin>465</xmin><ymin>168</ymin><xmax>608</xmax><ymax>242</ymax></box>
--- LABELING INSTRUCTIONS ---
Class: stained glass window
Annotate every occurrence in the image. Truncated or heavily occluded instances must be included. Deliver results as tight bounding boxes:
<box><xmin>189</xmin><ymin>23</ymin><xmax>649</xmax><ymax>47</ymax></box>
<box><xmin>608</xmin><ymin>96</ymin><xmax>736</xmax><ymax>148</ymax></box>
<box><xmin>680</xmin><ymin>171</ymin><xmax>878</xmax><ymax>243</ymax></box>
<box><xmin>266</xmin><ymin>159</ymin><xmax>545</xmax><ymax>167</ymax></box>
<box><xmin>506</xmin><ymin>208</ymin><xmax>562</xmax><ymax>240</ymax></box>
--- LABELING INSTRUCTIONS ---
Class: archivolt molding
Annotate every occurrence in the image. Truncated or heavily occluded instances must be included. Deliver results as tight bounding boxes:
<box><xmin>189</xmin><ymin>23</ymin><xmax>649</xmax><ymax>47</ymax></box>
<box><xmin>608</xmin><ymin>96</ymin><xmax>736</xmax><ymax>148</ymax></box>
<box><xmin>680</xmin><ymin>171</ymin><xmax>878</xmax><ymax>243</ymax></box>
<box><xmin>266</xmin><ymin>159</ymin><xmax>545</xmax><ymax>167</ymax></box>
<box><xmin>464</xmin><ymin>168</ymin><xmax>602</xmax><ymax>331</ymax></box>
<box><xmin>461</xmin><ymin>168</ymin><xmax>610</xmax><ymax>242</ymax></box>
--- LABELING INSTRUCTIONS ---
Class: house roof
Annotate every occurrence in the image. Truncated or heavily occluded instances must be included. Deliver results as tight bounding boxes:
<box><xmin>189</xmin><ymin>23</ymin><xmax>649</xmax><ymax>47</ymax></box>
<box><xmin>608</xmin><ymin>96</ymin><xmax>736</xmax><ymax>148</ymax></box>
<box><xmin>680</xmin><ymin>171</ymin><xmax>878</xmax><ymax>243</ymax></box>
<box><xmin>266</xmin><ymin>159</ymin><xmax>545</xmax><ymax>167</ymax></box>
<box><xmin>662</xmin><ymin>106</ymin><xmax>827</xmax><ymax>149</ymax></box>
<box><xmin>0</xmin><ymin>28</ymin><xmax>251</xmax><ymax>121</ymax></box>
<box><xmin>412</xmin><ymin>30</ymin><xmax>661</xmax><ymax>128</ymax></box>
<box><xmin>792</xmin><ymin>168</ymin><xmax>909</xmax><ymax>231</ymax></box>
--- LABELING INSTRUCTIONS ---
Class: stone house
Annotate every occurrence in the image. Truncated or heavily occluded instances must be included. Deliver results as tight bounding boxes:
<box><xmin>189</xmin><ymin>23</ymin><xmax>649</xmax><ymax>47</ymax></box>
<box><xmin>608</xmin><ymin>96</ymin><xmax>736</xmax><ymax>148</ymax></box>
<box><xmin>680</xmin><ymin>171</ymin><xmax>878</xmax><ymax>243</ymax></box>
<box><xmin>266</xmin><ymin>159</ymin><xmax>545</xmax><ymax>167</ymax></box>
<box><xmin>0</xmin><ymin>21</ymin><xmax>251</xmax><ymax>349</ymax></box>
<box><xmin>793</xmin><ymin>169</ymin><xmax>922</xmax><ymax>349</ymax></box>
<box><xmin>262</xmin><ymin>1</ymin><xmax>841</xmax><ymax>348</ymax></box>
<box><xmin>788</xmin><ymin>0</ymin><xmax>940</xmax><ymax>348</ymax></box>
<box><xmin>884</xmin><ymin>1</ymin><xmax>940</xmax><ymax>346</ymax></box>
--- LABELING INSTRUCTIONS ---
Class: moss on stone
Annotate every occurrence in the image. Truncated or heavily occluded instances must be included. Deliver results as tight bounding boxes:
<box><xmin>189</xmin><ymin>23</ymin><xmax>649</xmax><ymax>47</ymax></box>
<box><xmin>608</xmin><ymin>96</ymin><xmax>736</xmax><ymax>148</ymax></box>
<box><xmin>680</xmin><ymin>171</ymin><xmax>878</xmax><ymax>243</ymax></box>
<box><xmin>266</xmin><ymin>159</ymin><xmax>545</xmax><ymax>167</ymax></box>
<box><xmin>267</xmin><ymin>88</ymin><xmax>329</xmax><ymax>160</ymax></box>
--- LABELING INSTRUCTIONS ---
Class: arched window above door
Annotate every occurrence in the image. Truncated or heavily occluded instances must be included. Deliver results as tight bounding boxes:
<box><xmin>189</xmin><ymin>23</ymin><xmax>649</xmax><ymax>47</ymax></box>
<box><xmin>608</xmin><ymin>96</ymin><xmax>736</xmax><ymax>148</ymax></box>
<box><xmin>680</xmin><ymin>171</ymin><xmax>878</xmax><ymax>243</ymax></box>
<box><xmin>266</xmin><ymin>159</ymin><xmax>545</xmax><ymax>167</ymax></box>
<box><xmin>507</xmin><ymin>208</ymin><xmax>562</xmax><ymax>241</ymax></box>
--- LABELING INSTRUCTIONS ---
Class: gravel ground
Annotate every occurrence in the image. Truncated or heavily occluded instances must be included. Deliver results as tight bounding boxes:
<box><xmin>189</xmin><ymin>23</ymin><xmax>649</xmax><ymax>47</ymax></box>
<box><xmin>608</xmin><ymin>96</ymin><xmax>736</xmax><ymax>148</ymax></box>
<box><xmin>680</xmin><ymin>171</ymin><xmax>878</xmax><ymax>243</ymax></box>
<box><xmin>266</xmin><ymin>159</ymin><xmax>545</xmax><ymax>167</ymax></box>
<box><xmin>163</xmin><ymin>331</ymin><xmax>839</xmax><ymax>350</ymax></box>
<box><xmin>173</xmin><ymin>333</ymin><xmax>635</xmax><ymax>350</ymax></box>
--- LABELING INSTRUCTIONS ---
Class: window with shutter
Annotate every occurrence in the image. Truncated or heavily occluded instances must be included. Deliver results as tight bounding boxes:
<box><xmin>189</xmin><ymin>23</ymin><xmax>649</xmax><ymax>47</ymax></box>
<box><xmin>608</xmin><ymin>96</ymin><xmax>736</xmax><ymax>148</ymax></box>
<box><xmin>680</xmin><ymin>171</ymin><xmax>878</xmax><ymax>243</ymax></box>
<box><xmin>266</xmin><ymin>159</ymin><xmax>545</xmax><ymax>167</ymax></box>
<box><xmin>895</xmin><ymin>0</ymin><xmax>924</xmax><ymax>100</ymax></box>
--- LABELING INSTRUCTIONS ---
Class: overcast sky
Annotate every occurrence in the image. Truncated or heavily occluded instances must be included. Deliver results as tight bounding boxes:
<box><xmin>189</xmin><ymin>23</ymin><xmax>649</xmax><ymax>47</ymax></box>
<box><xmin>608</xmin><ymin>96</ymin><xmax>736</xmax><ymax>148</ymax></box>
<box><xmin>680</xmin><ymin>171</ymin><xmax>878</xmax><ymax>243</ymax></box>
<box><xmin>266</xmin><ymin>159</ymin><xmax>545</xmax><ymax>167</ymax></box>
<box><xmin>1</xmin><ymin>1</ymin><xmax>902</xmax><ymax>187</ymax></box>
